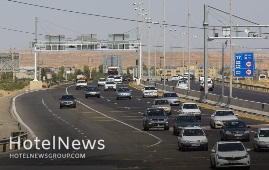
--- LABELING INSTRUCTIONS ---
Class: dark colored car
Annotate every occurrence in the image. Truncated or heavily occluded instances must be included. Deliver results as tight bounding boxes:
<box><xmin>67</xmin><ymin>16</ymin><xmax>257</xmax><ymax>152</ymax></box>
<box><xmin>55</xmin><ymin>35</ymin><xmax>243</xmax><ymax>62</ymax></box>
<box><xmin>59</xmin><ymin>94</ymin><xmax>76</xmax><ymax>109</ymax></box>
<box><xmin>85</xmin><ymin>86</ymin><xmax>100</xmax><ymax>98</ymax></box>
<box><xmin>220</xmin><ymin>120</ymin><xmax>250</xmax><ymax>142</ymax></box>
<box><xmin>143</xmin><ymin>108</ymin><xmax>169</xmax><ymax>131</ymax></box>
<box><xmin>122</xmin><ymin>76</ymin><xmax>131</xmax><ymax>82</ymax></box>
<box><xmin>172</xmin><ymin>115</ymin><xmax>200</xmax><ymax>136</ymax></box>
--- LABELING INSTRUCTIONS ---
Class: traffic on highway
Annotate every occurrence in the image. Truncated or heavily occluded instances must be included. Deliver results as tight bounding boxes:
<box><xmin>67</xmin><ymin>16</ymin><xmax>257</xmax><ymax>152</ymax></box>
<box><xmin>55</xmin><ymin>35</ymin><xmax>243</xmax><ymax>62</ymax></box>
<box><xmin>1</xmin><ymin>76</ymin><xmax>269</xmax><ymax>170</ymax></box>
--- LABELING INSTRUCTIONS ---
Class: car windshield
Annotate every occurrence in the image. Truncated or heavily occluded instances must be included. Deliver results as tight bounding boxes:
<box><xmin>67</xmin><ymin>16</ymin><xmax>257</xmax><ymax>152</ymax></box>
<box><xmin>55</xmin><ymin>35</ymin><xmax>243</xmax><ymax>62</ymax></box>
<box><xmin>108</xmin><ymin>76</ymin><xmax>114</xmax><ymax>78</ymax></box>
<box><xmin>99</xmin><ymin>78</ymin><xmax>106</xmax><ymax>81</ymax></box>
<box><xmin>183</xmin><ymin>104</ymin><xmax>198</xmax><ymax>109</ymax></box>
<box><xmin>178</xmin><ymin>80</ymin><xmax>187</xmax><ymax>84</ymax></box>
<box><xmin>77</xmin><ymin>80</ymin><xmax>86</xmax><ymax>83</ymax></box>
<box><xmin>259</xmin><ymin>130</ymin><xmax>269</xmax><ymax>137</ymax></box>
<box><xmin>215</xmin><ymin>111</ymin><xmax>234</xmax><ymax>116</ymax></box>
<box><xmin>163</xmin><ymin>93</ymin><xmax>178</xmax><ymax>98</ymax></box>
<box><xmin>106</xmin><ymin>82</ymin><xmax>115</xmax><ymax>84</ymax></box>
<box><xmin>86</xmin><ymin>87</ymin><xmax>98</xmax><ymax>91</ymax></box>
<box><xmin>61</xmin><ymin>95</ymin><xmax>74</xmax><ymax>100</ymax></box>
<box><xmin>115</xmin><ymin>77</ymin><xmax>121</xmax><ymax>79</ymax></box>
<box><xmin>218</xmin><ymin>143</ymin><xmax>245</xmax><ymax>152</ymax></box>
<box><xmin>225</xmin><ymin>121</ymin><xmax>246</xmax><ymax>128</ymax></box>
<box><xmin>118</xmin><ymin>88</ymin><xmax>130</xmax><ymax>92</ymax></box>
<box><xmin>183</xmin><ymin>129</ymin><xmax>205</xmax><ymax>136</ymax></box>
<box><xmin>146</xmin><ymin>109</ymin><xmax>166</xmax><ymax>116</ymax></box>
<box><xmin>154</xmin><ymin>100</ymin><xmax>169</xmax><ymax>105</ymax></box>
<box><xmin>145</xmin><ymin>87</ymin><xmax>156</xmax><ymax>90</ymax></box>
<box><xmin>176</xmin><ymin>116</ymin><xmax>198</xmax><ymax>122</ymax></box>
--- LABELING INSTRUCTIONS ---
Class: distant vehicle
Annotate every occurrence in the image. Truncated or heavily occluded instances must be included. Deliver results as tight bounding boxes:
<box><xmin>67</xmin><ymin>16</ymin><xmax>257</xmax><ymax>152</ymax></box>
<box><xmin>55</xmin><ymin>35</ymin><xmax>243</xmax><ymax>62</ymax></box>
<box><xmin>161</xmin><ymin>92</ymin><xmax>180</xmax><ymax>106</ymax></box>
<box><xmin>97</xmin><ymin>78</ymin><xmax>106</xmax><ymax>87</ymax></box>
<box><xmin>122</xmin><ymin>76</ymin><xmax>131</xmax><ymax>82</ymax></box>
<box><xmin>210</xmin><ymin>141</ymin><xmax>250</xmax><ymax>169</ymax></box>
<box><xmin>114</xmin><ymin>76</ymin><xmax>123</xmax><ymax>84</ymax></box>
<box><xmin>84</xmin><ymin>86</ymin><xmax>100</xmax><ymax>98</ymax></box>
<box><xmin>175</xmin><ymin>79</ymin><xmax>188</xmax><ymax>90</ymax></box>
<box><xmin>179</xmin><ymin>103</ymin><xmax>201</xmax><ymax>120</ymax></box>
<box><xmin>200</xmin><ymin>79</ymin><xmax>214</xmax><ymax>91</ymax></box>
<box><xmin>104</xmin><ymin>81</ymin><xmax>116</xmax><ymax>91</ymax></box>
<box><xmin>210</xmin><ymin>110</ymin><xmax>238</xmax><ymax>129</ymax></box>
<box><xmin>107</xmin><ymin>66</ymin><xmax>119</xmax><ymax>76</ymax></box>
<box><xmin>142</xmin><ymin>86</ymin><xmax>158</xmax><ymax>98</ymax></box>
<box><xmin>76</xmin><ymin>74</ymin><xmax>87</xmax><ymax>82</ymax></box>
<box><xmin>59</xmin><ymin>94</ymin><xmax>76</xmax><ymax>109</ymax></box>
<box><xmin>199</xmin><ymin>76</ymin><xmax>204</xmax><ymax>82</ymax></box>
<box><xmin>143</xmin><ymin>108</ymin><xmax>169</xmax><ymax>131</ymax></box>
<box><xmin>171</xmin><ymin>75</ymin><xmax>179</xmax><ymax>81</ymax></box>
<box><xmin>116</xmin><ymin>87</ymin><xmax>132</xmax><ymax>100</ymax></box>
<box><xmin>107</xmin><ymin>75</ymin><xmax>115</xmax><ymax>82</ymax></box>
<box><xmin>76</xmin><ymin>80</ymin><xmax>87</xmax><ymax>90</ymax></box>
<box><xmin>172</xmin><ymin>115</ymin><xmax>200</xmax><ymax>136</ymax></box>
<box><xmin>253</xmin><ymin>128</ymin><xmax>269</xmax><ymax>152</ymax></box>
<box><xmin>152</xmin><ymin>99</ymin><xmax>171</xmax><ymax>115</ymax></box>
<box><xmin>220</xmin><ymin>119</ymin><xmax>250</xmax><ymax>142</ymax></box>
<box><xmin>177</xmin><ymin>127</ymin><xmax>208</xmax><ymax>151</ymax></box>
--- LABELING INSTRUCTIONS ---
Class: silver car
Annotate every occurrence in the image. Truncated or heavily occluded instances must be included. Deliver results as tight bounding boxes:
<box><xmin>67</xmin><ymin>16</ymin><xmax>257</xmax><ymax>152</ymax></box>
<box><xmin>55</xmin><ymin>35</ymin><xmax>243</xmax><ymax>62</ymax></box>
<box><xmin>210</xmin><ymin>141</ymin><xmax>250</xmax><ymax>169</ymax></box>
<box><xmin>116</xmin><ymin>87</ymin><xmax>132</xmax><ymax>100</ymax></box>
<box><xmin>253</xmin><ymin>128</ymin><xmax>269</xmax><ymax>152</ymax></box>
<box><xmin>162</xmin><ymin>92</ymin><xmax>180</xmax><ymax>106</ymax></box>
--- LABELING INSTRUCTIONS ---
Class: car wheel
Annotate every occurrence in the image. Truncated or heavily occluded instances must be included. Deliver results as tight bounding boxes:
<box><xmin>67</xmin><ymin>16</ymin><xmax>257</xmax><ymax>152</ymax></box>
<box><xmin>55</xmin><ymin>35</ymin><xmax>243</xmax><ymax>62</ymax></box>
<box><xmin>116</xmin><ymin>97</ymin><xmax>119</xmax><ymax>100</ymax></box>
<box><xmin>213</xmin><ymin>123</ymin><xmax>217</xmax><ymax>129</ymax></box>
<box><xmin>73</xmin><ymin>105</ymin><xmax>76</xmax><ymax>108</ymax></box>
<box><xmin>60</xmin><ymin>105</ymin><xmax>62</xmax><ymax>109</ymax></box>
<box><xmin>129</xmin><ymin>97</ymin><xmax>131</xmax><ymax>99</ymax></box>
<box><xmin>210</xmin><ymin>122</ymin><xmax>214</xmax><ymax>128</ymax></box>
<box><xmin>204</xmin><ymin>146</ymin><xmax>208</xmax><ymax>151</ymax></box>
<box><xmin>97</xmin><ymin>95</ymin><xmax>100</xmax><ymax>98</ymax></box>
<box><xmin>85</xmin><ymin>95</ymin><xmax>88</xmax><ymax>98</ymax></box>
<box><xmin>210</xmin><ymin>157</ymin><xmax>214</xmax><ymax>168</ymax></box>
<box><xmin>256</xmin><ymin>145</ymin><xmax>260</xmax><ymax>152</ymax></box>
<box><xmin>144</xmin><ymin>126</ymin><xmax>149</xmax><ymax>131</ymax></box>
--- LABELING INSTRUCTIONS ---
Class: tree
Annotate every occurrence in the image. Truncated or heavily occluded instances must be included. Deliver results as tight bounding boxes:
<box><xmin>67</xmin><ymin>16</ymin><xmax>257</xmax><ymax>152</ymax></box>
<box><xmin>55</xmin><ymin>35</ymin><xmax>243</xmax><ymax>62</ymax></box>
<box><xmin>83</xmin><ymin>65</ymin><xmax>90</xmax><ymax>80</ymax></box>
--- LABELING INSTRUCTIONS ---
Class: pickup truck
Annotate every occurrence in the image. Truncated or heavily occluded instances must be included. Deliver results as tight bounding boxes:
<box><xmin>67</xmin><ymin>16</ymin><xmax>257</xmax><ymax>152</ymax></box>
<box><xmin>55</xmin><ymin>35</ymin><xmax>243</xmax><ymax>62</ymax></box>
<box><xmin>200</xmin><ymin>79</ymin><xmax>214</xmax><ymax>91</ymax></box>
<box><xmin>76</xmin><ymin>80</ymin><xmax>87</xmax><ymax>90</ymax></box>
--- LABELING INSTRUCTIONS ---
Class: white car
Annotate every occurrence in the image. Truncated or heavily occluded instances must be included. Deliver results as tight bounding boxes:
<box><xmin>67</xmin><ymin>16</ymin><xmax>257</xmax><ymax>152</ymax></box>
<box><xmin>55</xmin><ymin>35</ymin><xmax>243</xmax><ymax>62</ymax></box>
<box><xmin>161</xmin><ymin>92</ymin><xmax>180</xmax><ymax>106</ymax></box>
<box><xmin>210</xmin><ymin>141</ymin><xmax>251</xmax><ymax>169</ymax></box>
<box><xmin>179</xmin><ymin>103</ymin><xmax>201</xmax><ymax>120</ymax></box>
<box><xmin>97</xmin><ymin>78</ymin><xmax>106</xmax><ymax>87</ymax></box>
<box><xmin>107</xmin><ymin>75</ymin><xmax>115</xmax><ymax>82</ymax></box>
<box><xmin>175</xmin><ymin>79</ymin><xmax>188</xmax><ymax>90</ymax></box>
<box><xmin>253</xmin><ymin>128</ymin><xmax>269</xmax><ymax>152</ymax></box>
<box><xmin>142</xmin><ymin>86</ymin><xmax>158</xmax><ymax>98</ymax></box>
<box><xmin>76</xmin><ymin>80</ymin><xmax>87</xmax><ymax>90</ymax></box>
<box><xmin>171</xmin><ymin>75</ymin><xmax>179</xmax><ymax>81</ymax></box>
<box><xmin>114</xmin><ymin>76</ymin><xmax>122</xmax><ymax>84</ymax></box>
<box><xmin>177</xmin><ymin>127</ymin><xmax>208</xmax><ymax>151</ymax></box>
<box><xmin>210</xmin><ymin>110</ymin><xmax>238</xmax><ymax>129</ymax></box>
<box><xmin>104</xmin><ymin>81</ymin><xmax>116</xmax><ymax>91</ymax></box>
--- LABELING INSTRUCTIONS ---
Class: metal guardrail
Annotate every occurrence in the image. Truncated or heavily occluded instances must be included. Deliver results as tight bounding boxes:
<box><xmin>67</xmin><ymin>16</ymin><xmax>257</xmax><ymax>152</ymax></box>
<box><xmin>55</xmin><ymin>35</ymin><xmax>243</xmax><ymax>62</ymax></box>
<box><xmin>0</xmin><ymin>132</ymin><xmax>27</xmax><ymax>153</ymax></box>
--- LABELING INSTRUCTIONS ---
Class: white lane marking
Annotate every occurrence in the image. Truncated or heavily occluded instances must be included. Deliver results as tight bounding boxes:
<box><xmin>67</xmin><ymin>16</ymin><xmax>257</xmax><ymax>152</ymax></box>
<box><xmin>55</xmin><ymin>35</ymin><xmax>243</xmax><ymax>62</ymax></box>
<box><xmin>12</xmin><ymin>93</ymin><xmax>37</xmax><ymax>138</ymax></box>
<box><xmin>76</xmin><ymin>100</ymin><xmax>162</xmax><ymax>147</ymax></box>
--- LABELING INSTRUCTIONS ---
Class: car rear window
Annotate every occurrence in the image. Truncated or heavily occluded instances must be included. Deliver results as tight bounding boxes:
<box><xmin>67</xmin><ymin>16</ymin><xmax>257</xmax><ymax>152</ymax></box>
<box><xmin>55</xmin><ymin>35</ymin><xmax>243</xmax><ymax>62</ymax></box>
<box><xmin>218</xmin><ymin>143</ymin><xmax>245</xmax><ymax>152</ymax></box>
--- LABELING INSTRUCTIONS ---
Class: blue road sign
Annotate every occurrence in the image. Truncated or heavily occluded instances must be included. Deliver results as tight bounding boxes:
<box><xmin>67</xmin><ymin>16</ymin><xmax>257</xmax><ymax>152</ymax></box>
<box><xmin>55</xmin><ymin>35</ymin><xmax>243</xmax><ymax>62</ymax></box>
<box><xmin>234</xmin><ymin>52</ymin><xmax>255</xmax><ymax>77</ymax></box>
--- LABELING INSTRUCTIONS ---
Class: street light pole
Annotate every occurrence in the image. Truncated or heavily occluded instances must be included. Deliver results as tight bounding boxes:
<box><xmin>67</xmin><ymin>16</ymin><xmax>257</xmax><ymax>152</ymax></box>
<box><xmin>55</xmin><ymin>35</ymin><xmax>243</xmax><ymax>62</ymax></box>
<box><xmin>187</xmin><ymin>0</ymin><xmax>191</xmax><ymax>91</ymax></box>
<box><xmin>229</xmin><ymin>0</ymin><xmax>233</xmax><ymax>100</ymax></box>
<box><xmin>163</xmin><ymin>0</ymin><xmax>166</xmax><ymax>86</ymax></box>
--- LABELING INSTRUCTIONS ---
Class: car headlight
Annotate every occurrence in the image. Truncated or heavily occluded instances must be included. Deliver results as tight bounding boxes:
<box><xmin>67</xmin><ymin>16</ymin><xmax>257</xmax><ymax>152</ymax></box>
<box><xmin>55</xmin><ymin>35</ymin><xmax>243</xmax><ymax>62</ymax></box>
<box><xmin>217</xmin><ymin>154</ymin><xmax>225</xmax><ymax>159</ymax></box>
<box><xmin>257</xmin><ymin>140</ymin><xmax>266</xmax><ymax>145</ymax></box>
<box><xmin>225</xmin><ymin>131</ymin><xmax>232</xmax><ymax>134</ymax></box>
<box><xmin>182</xmin><ymin>139</ymin><xmax>190</xmax><ymax>143</ymax></box>
<box><xmin>243</xmin><ymin>154</ymin><xmax>249</xmax><ymax>159</ymax></box>
<box><xmin>201</xmin><ymin>139</ymin><xmax>208</xmax><ymax>143</ymax></box>
<box><xmin>244</xmin><ymin>130</ymin><xmax>250</xmax><ymax>134</ymax></box>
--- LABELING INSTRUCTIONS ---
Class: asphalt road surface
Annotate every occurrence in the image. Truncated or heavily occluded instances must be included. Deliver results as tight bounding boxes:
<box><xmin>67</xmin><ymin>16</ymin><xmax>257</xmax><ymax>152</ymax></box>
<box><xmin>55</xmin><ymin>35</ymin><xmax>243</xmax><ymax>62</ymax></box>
<box><xmin>0</xmin><ymin>81</ymin><xmax>269</xmax><ymax>170</ymax></box>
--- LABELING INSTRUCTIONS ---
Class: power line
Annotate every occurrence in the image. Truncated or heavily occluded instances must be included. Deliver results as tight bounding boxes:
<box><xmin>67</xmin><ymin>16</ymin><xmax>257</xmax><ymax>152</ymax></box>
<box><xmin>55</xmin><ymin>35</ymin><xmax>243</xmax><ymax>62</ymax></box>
<box><xmin>0</xmin><ymin>26</ymin><xmax>43</xmax><ymax>35</ymax></box>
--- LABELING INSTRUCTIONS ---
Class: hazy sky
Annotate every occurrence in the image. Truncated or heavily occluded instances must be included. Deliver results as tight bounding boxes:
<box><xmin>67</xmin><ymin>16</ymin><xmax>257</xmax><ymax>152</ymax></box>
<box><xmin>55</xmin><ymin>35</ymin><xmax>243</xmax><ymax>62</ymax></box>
<box><xmin>0</xmin><ymin>0</ymin><xmax>268</xmax><ymax>52</ymax></box>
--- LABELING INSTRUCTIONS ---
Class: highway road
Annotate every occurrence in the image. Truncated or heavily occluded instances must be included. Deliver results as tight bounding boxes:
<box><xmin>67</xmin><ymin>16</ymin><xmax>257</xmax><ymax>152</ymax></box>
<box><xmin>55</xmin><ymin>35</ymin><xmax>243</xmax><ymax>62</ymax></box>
<box><xmin>166</xmin><ymin>80</ymin><xmax>269</xmax><ymax>104</ymax></box>
<box><xmin>0</xmin><ymin>81</ymin><xmax>269</xmax><ymax>170</ymax></box>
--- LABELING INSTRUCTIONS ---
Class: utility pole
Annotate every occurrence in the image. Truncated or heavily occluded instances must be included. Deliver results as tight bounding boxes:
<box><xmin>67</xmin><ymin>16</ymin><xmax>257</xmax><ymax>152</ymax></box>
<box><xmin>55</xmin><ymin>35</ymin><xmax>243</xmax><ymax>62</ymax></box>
<box><xmin>229</xmin><ymin>0</ymin><xmax>233</xmax><ymax>100</ymax></box>
<box><xmin>163</xmin><ymin>0</ymin><xmax>166</xmax><ymax>86</ymax></box>
<box><xmin>187</xmin><ymin>0</ymin><xmax>191</xmax><ymax>91</ymax></box>
<box><xmin>11</xmin><ymin>49</ymin><xmax>15</xmax><ymax>81</ymax></box>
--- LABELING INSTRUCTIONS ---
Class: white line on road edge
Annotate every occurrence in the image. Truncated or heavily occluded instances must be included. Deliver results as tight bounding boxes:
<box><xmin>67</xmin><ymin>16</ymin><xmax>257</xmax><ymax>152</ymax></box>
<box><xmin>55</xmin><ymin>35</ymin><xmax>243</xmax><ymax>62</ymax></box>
<box><xmin>12</xmin><ymin>93</ymin><xmax>37</xmax><ymax>139</ymax></box>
